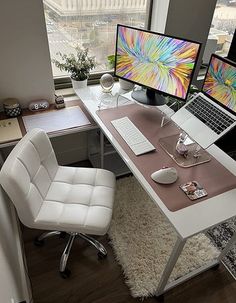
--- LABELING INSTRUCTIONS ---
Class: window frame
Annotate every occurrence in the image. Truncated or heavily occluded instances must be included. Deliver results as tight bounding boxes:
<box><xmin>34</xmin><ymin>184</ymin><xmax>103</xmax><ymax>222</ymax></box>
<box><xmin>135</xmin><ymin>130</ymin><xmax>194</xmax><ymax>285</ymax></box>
<box><xmin>51</xmin><ymin>0</ymin><xmax>153</xmax><ymax>89</ymax></box>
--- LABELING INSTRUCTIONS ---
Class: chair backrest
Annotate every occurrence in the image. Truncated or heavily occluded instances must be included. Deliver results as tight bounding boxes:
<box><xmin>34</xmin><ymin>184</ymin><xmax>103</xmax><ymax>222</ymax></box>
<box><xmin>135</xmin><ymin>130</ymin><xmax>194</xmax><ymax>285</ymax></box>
<box><xmin>0</xmin><ymin>129</ymin><xmax>58</xmax><ymax>228</ymax></box>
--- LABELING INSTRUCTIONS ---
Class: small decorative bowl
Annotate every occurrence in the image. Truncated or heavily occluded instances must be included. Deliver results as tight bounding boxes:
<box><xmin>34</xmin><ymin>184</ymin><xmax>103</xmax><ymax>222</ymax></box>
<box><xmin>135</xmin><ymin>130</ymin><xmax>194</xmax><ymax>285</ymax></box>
<box><xmin>3</xmin><ymin>98</ymin><xmax>22</xmax><ymax>117</ymax></box>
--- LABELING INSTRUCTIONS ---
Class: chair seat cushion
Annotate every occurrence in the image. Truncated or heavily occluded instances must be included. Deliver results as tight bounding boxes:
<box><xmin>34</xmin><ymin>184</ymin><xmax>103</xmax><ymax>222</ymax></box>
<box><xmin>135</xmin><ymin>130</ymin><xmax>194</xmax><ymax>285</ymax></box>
<box><xmin>35</xmin><ymin>166</ymin><xmax>115</xmax><ymax>235</ymax></box>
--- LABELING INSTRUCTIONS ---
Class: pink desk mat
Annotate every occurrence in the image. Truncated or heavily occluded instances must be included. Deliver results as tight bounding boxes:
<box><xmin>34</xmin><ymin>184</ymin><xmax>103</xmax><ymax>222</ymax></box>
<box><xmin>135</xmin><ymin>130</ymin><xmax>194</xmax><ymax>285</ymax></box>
<box><xmin>97</xmin><ymin>104</ymin><xmax>236</xmax><ymax>212</ymax></box>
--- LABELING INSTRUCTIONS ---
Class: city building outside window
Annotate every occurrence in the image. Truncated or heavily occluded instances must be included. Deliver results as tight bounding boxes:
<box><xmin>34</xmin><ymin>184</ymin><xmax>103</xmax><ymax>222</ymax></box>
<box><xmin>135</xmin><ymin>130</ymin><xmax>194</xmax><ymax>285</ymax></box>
<box><xmin>43</xmin><ymin>0</ymin><xmax>151</xmax><ymax>83</ymax></box>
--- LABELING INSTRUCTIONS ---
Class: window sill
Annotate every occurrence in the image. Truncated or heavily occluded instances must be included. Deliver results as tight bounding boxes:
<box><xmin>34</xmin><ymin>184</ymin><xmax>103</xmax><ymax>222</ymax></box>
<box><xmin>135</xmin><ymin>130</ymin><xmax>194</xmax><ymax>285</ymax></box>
<box><xmin>56</xmin><ymin>88</ymin><xmax>75</xmax><ymax>98</ymax></box>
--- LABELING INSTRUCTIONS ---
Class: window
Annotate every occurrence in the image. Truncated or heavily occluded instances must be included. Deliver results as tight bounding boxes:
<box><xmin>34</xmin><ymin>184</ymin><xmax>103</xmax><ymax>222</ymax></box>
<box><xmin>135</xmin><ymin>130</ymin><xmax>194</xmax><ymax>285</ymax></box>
<box><xmin>208</xmin><ymin>0</ymin><xmax>236</xmax><ymax>56</ymax></box>
<box><xmin>43</xmin><ymin>0</ymin><xmax>151</xmax><ymax>82</ymax></box>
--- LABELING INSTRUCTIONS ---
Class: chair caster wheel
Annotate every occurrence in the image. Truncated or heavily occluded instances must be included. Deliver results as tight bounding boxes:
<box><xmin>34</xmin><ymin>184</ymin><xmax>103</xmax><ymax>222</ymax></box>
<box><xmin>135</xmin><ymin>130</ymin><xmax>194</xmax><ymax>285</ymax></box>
<box><xmin>98</xmin><ymin>251</ymin><xmax>107</xmax><ymax>260</ymax></box>
<box><xmin>34</xmin><ymin>238</ymin><xmax>45</xmax><ymax>247</ymax></box>
<box><xmin>60</xmin><ymin>268</ymin><xmax>71</xmax><ymax>279</ymax></box>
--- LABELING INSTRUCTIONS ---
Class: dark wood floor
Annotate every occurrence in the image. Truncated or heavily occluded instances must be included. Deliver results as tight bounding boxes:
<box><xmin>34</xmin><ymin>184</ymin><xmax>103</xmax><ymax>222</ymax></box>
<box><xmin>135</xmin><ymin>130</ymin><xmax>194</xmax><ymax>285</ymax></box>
<box><xmin>23</xmin><ymin>226</ymin><xmax>236</xmax><ymax>303</ymax></box>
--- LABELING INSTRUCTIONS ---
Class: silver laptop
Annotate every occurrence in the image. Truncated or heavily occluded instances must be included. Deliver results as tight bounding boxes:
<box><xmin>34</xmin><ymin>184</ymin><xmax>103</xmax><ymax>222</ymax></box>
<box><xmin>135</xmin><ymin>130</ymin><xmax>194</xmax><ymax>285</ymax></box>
<box><xmin>171</xmin><ymin>54</ymin><xmax>236</xmax><ymax>149</ymax></box>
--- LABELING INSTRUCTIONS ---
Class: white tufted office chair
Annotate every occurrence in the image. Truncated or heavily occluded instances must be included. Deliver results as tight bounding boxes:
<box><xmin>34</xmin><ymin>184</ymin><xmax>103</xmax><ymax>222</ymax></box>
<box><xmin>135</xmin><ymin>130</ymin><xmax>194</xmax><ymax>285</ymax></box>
<box><xmin>0</xmin><ymin>128</ymin><xmax>116</xmax><ymax>278</ymax></box>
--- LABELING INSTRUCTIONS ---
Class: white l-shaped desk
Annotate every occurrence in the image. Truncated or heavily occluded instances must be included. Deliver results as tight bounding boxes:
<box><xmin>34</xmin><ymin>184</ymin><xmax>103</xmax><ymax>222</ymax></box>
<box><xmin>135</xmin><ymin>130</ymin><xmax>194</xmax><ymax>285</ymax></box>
<box><xmin>76</xmin><ymin>83</ymin><xmax>236</xmax><ymax>296</ymax></box>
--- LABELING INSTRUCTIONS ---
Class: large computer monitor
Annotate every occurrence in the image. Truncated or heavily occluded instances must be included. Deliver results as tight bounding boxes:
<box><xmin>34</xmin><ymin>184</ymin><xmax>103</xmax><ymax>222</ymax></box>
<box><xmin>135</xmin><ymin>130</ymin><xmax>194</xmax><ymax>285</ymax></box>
<box><xmin>227</xmin><ymin>28</ymin><xmax>236</xmax><ymax>63</ymax></box>
<box><xmin>114</xmin><ymin>24</ymin><xmax>201</xmax><ymax>106</ymax></box>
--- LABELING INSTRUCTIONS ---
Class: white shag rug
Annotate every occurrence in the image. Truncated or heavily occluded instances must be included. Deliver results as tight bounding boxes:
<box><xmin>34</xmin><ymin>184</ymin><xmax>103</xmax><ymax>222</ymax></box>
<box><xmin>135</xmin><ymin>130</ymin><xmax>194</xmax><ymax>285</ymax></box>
<box><xmin>108</xmin><ymin>177</ymin><xmax>220</xmax><ymax>298</ymax></box>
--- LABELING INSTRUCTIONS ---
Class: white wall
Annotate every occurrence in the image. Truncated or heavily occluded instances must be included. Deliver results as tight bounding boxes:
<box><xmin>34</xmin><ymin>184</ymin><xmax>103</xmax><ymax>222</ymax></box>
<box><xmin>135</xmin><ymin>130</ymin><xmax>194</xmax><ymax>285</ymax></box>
<box><xmin>163</xmin><ymin>0</ymin><xmax>217</xmax><ymax>85</ymax></box>
<box><xmin>0</xmin><ymin>0</ymin><xmax>54</xmax><ymax>108</ymax></box>
<box><xmin>0</xmin><ymin>187</ymin><xmax>31</xmax><ymax>302</ymax></box>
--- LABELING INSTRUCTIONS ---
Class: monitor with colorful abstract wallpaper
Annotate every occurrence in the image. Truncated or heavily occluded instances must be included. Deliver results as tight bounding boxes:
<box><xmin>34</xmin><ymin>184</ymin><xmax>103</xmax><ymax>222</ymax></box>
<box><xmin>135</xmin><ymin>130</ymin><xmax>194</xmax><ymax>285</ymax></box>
<box><xmin>202</xmin><ymin>54</ymin><xmax>236</xmax><ymax>114</ymax></box>
<box><xmin>114</xmin><ymin>24</ymin><xmax>201</xmax><ymax>106</ymax></box>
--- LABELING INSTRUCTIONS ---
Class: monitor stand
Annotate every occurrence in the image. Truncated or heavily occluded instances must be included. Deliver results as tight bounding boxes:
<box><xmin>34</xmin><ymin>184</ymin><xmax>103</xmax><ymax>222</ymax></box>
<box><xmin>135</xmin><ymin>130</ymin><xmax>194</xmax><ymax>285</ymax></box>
<box><xmin>131</xmin><ymin>88</ymin><xmax>166</xmax><ymax>106</ymax></box>
<box><xmin>159</xmin><ymin>134</ymin><xmax>211</xmax><ymax>168</ymax></box>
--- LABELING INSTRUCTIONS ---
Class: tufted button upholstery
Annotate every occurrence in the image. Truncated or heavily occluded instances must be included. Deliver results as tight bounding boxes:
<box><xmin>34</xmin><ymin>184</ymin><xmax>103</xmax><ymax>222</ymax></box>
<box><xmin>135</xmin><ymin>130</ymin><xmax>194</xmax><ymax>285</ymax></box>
<box><xmin>0</xmin><ymin>128</ymin><xmax>116</xmax><ymax>236</ymax></box>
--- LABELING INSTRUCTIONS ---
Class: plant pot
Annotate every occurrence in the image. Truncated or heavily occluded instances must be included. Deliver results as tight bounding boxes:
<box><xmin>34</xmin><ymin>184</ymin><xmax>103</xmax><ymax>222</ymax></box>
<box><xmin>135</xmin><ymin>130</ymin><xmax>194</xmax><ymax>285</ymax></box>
<box><xmin>119</xmin><ymin>79</ymin><xmax>134</xmax><ymax>91</ymax></box>
<box><xmin>71</xmin><ymin>78</ymin><xmax>88</xmax><ymax>90</ymax></box>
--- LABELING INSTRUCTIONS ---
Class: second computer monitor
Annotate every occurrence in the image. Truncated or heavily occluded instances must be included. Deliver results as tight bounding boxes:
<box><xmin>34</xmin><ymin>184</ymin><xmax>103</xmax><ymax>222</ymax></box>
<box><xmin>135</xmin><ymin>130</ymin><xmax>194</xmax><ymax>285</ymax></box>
<box><xmin>202</xmin><ymin>54</ymin><xmax>236</xmax><ymax>114</ymax></box>
<box><xmin>114</xmin><ymin>24</ymin><xmax>201</xmax><ymax>105</ymax></box>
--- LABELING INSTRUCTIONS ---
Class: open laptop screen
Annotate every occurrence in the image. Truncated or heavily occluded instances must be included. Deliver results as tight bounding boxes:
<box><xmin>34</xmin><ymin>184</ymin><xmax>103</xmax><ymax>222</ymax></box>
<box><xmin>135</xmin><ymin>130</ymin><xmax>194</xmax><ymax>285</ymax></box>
<box><xmin>202</xmin><ymin>54</ymin><xmax>236</xmax><ymax>114</ymax></box>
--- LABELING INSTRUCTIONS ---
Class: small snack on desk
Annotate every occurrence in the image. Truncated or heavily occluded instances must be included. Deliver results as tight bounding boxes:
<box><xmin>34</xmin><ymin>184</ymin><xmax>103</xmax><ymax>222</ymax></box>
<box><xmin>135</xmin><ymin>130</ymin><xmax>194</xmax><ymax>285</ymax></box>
<box><xmin>55</xmin><ymin>94</ymin><xmax>65</xmax><ymax>109</ymax></box>
<box><xmin>180</xmin><ymin>181</ymin><xmax>207</xmax><ymax>200</ymax></box>
<box><xmin>3</xmin><ymin>98</ymin><xmax>22</xmax><ymax>117</ymax></box>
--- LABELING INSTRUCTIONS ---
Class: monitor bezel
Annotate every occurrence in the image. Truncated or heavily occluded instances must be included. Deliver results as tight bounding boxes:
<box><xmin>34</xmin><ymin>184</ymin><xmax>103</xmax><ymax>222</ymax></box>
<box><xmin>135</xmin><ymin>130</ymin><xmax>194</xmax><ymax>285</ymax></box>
<box><xmin>114</xmin><ymin>24</ymin><xmax>202</xmax><ymax>102</ymax></box>
<box><xmin>202</xmin><ymin>53</ymin><xmax>236</xmax><ymax>116</ymax></box>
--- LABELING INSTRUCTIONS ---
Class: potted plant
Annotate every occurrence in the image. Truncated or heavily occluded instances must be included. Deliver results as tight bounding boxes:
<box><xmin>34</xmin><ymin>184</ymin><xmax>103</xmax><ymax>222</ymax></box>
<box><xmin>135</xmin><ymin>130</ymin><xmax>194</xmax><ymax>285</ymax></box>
<box><xmin>53</xmin><ymin>46</ymin><xmax>96</xmax><ymax>90</ymax></box>
<box><xmin>107</xmin><ymin>54</ymin><xmax>115</xmax><ymax>69</ymax></box>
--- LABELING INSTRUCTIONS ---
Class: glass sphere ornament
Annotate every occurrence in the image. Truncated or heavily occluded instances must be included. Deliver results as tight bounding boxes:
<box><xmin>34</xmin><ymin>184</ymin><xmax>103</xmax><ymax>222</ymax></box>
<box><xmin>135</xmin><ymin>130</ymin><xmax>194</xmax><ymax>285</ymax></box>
<box><xmin>100</xmin><ymin>73</ymin><xmax>114</xmax><ymax>93</ymax></box>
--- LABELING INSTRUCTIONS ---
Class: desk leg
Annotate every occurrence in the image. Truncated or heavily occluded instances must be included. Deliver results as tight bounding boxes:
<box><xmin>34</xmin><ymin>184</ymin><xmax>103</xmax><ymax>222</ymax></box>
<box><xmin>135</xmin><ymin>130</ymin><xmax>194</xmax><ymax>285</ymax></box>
<box><xmin>100</xmin><ymin>131</ymin><xmax>104</xmax><ymax>169</ymax></box>
<box><xmin>155</xmin><ymin>236</ymin><xmax>186</xmax><ymax>296</ymax></box>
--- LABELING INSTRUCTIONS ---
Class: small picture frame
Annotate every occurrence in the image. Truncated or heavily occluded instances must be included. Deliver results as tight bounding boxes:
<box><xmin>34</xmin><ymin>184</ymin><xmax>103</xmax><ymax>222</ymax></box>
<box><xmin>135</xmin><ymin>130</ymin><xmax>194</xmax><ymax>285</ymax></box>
<box><xmin>180</xmin><ymin>181</ymin><xmax>208</xmax><ymax>201</ymax></box>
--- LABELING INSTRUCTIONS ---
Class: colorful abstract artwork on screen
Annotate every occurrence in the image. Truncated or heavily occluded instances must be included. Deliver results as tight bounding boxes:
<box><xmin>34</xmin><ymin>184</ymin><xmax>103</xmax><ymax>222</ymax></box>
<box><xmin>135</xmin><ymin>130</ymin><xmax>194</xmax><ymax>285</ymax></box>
<box><xmin>203</xmin><ymin>56</ymin><xmax>236</xmax><ymax>113</ymax></box>
<box><xmin>115</xmin><ymin>26</ymin><xmax>200</xmax><ymax>99</ymax></box>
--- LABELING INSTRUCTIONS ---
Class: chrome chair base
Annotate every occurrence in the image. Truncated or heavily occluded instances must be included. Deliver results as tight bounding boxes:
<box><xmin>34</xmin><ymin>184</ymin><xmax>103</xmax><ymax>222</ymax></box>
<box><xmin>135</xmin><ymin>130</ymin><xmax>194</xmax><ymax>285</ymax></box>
<box><xmin>34</xmin><ymin>231</ymin><xmax>107</xmax><ymax>278</ymax></box>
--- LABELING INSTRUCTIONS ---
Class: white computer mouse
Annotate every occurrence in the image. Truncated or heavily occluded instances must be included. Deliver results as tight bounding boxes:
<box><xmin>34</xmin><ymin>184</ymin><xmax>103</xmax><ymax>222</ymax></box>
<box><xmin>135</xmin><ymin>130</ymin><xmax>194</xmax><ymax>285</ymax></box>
<box><xmin>151</xmin><ymin>167</ymin><xmax>178</xmax><ymax>184</ymax></box>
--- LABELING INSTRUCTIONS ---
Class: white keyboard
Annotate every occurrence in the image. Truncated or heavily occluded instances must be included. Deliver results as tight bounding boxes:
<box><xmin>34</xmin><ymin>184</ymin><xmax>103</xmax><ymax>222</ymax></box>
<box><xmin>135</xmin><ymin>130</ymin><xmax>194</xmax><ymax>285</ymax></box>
<box><xmin>111</xmin><ymin>117</ymin><xmax>155</xmax><ymax>156</ymax></box>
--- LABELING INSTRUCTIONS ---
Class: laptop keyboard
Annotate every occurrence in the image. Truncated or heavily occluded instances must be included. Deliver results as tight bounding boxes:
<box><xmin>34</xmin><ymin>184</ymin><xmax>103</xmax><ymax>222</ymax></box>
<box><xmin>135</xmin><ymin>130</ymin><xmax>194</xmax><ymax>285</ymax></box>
<box><xmin>185</xmin><ymin>95</ymin><xmax>235</xmax><ymax>134</ymax></box>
